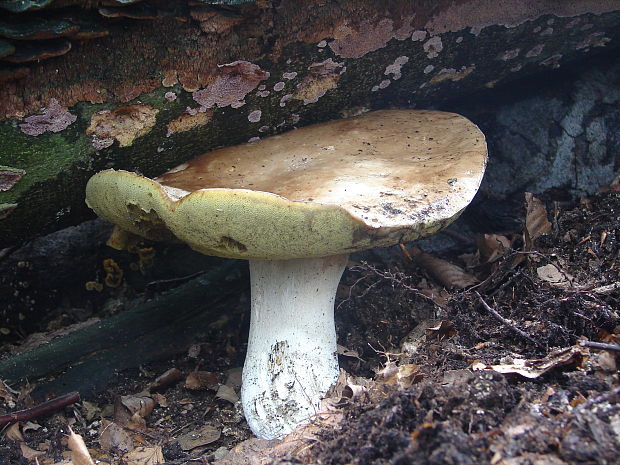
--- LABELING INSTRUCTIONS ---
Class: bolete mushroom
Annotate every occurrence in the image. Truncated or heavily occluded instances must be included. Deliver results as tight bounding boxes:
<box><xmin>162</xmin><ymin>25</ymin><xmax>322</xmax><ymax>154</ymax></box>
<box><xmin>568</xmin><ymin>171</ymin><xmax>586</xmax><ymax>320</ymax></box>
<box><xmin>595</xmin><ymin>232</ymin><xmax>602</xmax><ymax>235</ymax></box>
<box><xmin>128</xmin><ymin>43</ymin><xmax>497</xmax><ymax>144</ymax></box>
<box><xmin>85</xmin><ymin>109</ymin><xmax>487</xmax><ymax>439</ymax></box>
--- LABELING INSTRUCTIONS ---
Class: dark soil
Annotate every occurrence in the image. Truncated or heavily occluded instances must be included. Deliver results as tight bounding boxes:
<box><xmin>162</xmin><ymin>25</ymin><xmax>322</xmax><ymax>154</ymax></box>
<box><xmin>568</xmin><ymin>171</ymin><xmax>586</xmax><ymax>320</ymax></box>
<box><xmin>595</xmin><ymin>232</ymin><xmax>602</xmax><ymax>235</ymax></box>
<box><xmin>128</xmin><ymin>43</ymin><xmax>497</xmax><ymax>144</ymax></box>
<box><xmin>0</xmin><ymin>191</ymin><xmax>618</xmax><ymax>465</ymax></box>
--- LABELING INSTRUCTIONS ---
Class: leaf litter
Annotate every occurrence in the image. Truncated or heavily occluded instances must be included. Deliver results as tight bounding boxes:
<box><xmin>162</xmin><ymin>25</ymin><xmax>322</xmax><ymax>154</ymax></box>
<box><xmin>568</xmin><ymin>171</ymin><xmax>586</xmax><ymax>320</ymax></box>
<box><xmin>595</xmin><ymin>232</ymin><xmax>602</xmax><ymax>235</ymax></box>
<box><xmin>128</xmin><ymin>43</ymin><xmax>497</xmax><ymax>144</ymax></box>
<box><xmin>0</xmin><ymin>191</ymin><xmax>618</xmax><ymax>465</ymax></box>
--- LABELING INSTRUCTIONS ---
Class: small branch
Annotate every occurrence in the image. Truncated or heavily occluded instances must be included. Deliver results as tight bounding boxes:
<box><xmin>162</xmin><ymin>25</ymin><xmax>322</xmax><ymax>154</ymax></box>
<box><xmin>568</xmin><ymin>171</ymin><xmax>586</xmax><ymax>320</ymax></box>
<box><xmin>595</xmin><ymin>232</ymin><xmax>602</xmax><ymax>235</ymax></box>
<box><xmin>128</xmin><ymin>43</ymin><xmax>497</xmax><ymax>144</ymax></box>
<box><xmin>0</xmin><ymin>391</ymin><xmax>80</xmax><ymax>427</ymax></box>
<box><xmin>579</xmin><ymin>341</ymin><xmax>620</xmax><ymax>353</ymax></box>
<box><xmin>576</xmin><ymin>385</ymin><xmax>620</xmax><ymax>412</ymax></box>
<box><xmin>476</xmin><ymin>292</ymin><xmax>541</xmax><ymax>348</ymax></box>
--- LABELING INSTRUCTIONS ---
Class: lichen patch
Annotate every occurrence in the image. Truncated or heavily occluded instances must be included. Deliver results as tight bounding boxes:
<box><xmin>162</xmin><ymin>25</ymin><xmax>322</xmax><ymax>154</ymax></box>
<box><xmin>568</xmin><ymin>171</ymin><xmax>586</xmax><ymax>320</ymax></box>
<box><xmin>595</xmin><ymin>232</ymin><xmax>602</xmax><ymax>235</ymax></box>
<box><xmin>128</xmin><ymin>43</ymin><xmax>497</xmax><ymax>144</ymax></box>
<box><xmin>329</xmin><ymin>17</ymin><xmax>413</xmax><ymax>59</ymax></box>
<box><xmin>0</xmin><ymin>166</ymin><xmax>25</xmax><ymax>192</ymax></box>
<box><xmin>86</xmin><ymin>104</ymin><xmax>159</xmax><ymax>148</ymax></box>
<box><xmin>428</xmin><ymin>66</ymin><xmax>475</xmax><ymax>85</ymax></box>
<box><xmin>19</xmin><ymin>98</ymin><xmax>77</xmax><ymax>136</ymax></box>
<box><xmin>166</xmin><ymin>109</ymin><xmax>213</xmax><ymax>137</ymax></box>
<box><xmin>423</xmin><ymin>36</ymin><xmax>443</xmax><ymax>59</ymax></box>
<box><xmin>192</xmin><ymin>61</ymin><xmax>270</xmax><ymax>109</ymax></box>
<box><xmin>293</xmin><ymin>59</ymin><xmax>346</xmax><ymax>105</ymax></box>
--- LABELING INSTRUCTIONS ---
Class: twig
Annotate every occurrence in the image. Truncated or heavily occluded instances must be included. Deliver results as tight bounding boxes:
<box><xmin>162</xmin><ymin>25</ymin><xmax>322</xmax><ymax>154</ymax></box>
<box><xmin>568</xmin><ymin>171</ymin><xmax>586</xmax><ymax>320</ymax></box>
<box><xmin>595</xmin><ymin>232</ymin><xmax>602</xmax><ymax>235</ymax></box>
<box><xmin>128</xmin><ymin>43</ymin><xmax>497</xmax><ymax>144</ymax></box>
<box><xmin>576</xmin><ymin>385</ymin><xmax>620</xmax><ymax>411</ymax></box>
<box><xmin>475</xmin><ymin>292</ymin><xmax>541</xmax><ymax>348</ymax></box>
<box><xmin>579</xmin><ymin>341</ymin><xmax>620</xmax><ymax>353</ymax></box>
<box><xmin>0</xmin><ymin>391</ymin><xmax>80</xmax><ymax>427</ymax></box>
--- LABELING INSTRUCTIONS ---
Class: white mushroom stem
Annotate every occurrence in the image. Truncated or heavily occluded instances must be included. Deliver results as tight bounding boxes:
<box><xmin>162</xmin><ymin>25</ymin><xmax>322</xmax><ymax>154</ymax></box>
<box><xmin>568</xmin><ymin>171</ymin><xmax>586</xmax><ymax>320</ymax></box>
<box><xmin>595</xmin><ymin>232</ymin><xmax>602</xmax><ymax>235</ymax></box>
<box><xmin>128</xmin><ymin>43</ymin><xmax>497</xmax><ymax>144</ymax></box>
<box><xmin>241</xmin><ymin>254</ymin><xmax>348</xmax><ymax>440</ymax></box>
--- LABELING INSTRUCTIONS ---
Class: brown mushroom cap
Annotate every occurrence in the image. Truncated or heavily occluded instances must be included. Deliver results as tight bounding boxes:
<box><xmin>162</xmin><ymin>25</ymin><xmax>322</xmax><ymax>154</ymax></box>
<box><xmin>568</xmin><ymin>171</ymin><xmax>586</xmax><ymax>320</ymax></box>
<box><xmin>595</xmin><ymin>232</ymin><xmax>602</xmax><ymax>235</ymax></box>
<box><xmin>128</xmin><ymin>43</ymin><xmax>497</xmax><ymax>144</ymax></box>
<box><xmin>86</xmin><ymin>110</ymin><xmax>487</xmax><ymax>259</ymax></box>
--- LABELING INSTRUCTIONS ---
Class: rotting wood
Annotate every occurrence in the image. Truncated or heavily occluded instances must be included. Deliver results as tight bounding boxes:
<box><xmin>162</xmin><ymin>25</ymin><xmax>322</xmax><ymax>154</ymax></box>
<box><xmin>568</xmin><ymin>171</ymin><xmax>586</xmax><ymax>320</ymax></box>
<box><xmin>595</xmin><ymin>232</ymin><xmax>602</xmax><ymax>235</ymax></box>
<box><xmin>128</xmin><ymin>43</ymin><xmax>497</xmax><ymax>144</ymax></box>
<box><xmin>0</xmin><ymin>260</ymin><xmax>245</xmax><ymax>399</ymax></box>
<box><xmin>1</xmin><ymin>0</ymin><xmax>620</xmax><ymax>247</ymax></box>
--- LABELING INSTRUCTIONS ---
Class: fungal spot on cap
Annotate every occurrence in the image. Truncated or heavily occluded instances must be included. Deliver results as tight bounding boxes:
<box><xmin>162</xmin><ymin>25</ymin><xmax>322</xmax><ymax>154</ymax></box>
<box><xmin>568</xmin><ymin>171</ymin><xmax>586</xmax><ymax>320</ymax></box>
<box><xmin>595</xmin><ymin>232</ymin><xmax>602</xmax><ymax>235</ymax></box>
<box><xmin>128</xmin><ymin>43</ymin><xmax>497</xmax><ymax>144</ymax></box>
<box><xmin>126</xmin><ymin>204</ymin><xmax>176</xmax><ymax>241</ymax></box>
<box><xmin>218</xmin><ymin>236</ymin><xmax>247</xmax><ymax>253</ymax></box>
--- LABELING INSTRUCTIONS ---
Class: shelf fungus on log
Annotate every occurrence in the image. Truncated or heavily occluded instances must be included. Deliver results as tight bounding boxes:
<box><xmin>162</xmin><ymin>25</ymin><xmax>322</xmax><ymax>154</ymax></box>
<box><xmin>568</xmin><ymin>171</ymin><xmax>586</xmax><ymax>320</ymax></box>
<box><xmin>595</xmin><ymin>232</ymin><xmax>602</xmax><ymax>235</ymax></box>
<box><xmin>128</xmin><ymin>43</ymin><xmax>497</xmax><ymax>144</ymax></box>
<box><xmin>85</xmin><ymin>109</ymin><xmax>488</xmax><ymax>439</ymax></box>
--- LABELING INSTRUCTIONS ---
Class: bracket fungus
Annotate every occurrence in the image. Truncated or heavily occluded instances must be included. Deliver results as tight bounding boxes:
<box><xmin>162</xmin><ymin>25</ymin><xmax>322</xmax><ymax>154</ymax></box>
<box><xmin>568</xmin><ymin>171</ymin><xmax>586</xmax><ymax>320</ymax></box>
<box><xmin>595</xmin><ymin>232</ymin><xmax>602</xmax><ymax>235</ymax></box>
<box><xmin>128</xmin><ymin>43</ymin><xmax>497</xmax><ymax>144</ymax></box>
<box><xmin>85</xmin><ymin>109</ymin><xmax>488</xmax><ymax>439</ymax></box>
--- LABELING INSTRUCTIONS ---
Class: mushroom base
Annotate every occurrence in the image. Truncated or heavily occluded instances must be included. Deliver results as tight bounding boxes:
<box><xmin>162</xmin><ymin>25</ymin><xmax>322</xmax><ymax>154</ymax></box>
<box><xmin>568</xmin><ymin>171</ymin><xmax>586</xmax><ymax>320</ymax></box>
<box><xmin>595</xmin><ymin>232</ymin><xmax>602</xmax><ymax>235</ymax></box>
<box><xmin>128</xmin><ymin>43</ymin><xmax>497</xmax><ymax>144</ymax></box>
<box><xmin>241</xmin><ymin>254</ymin><xmax>348</xmax><ymax>440</ymax></box>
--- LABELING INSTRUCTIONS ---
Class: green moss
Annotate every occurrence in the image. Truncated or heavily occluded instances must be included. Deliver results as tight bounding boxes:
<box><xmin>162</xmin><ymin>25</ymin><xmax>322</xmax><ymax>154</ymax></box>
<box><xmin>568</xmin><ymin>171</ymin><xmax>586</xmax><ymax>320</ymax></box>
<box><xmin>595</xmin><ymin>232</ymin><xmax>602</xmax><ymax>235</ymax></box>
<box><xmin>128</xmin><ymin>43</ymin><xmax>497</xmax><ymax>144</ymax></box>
<box><xmin>0</xmin><ymin>123</ymin><xmax>93</xmax><ymax>203</ymax></box>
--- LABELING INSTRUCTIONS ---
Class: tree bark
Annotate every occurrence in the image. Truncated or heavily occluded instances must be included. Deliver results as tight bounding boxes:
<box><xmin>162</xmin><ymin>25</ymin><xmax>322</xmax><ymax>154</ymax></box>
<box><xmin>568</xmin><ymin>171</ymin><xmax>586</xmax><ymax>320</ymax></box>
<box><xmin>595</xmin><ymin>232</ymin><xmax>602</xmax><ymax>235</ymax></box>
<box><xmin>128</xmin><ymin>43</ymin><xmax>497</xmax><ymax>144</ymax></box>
<box><xmin>1</xmin><ymin>0</ymin><xmax>620</xmax><ymax>247</ymax></box>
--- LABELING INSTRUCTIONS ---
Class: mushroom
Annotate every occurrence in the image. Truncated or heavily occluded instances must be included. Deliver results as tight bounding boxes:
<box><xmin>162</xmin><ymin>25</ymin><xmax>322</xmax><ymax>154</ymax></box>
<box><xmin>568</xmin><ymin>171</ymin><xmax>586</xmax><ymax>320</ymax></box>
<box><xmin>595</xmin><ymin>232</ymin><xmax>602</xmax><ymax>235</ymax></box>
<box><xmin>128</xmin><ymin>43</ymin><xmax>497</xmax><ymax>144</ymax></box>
<box><xmin>85</xmin><ymin>109</ymin><xmax>487</xmax><ymax>439</ymax></box>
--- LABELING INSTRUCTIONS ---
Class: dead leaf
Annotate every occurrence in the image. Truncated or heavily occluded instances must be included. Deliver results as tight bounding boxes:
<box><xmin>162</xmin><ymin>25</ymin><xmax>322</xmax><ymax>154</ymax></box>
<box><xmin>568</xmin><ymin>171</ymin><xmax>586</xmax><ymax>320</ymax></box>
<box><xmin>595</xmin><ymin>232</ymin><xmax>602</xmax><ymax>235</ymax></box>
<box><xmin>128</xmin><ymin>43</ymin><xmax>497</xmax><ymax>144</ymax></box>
<box><xmin>68</xmin><ymin>427</ymin><xmax>95</xmax><ymax>465</ymax></box>
<box><xmin>185</xmin><ymin>371</ymin><xmax>219</xmax><ymax>391</ymax></box>
<box><xmin>224</xmin><ymin>368</ymin><xmax>243</xmax><ymax>391</ymax></box>
<box><xmin>536</xmin><ymin>264</ymin><xmax>573</xmax><ymax>288</ymax></box>
<box><xmin>412</xmin><ymin>247</ymin><xmax>479</xmax><ymax>289</ymax></box>
<box><xmin>19</xmin><ymin>442</ymin><xmax>45</xmax><ymax>460</ymax></box>
<box><xmin>22</xmin><ymin>421</ymin><xmax>41</xmax><ymax>433</ymax></box>
<box><xmin>336</xmin><ymin>344</ymin><xmax>362</xmax><ymax>359</ymax></box>
<box><xmin>177</xmin><ymin>425</ymin><xmax>221</xmax><ymax>451</ymax></box>
<box><xmin>216</xmin><ymin>384</ymin><xmax>239</xmax><ymax>404</ymax></box>
<box><xmin>472</xmin><ymin>346</ymin><xmax>587</xmax><ymax>379</ymax></box>
<box><xmin>147</xmin><ymin>368</ymin><xmax>182</xmax><ymax>392</ymax></box>
<box><xmin>477</xmin><ymin>234</ymin><xmax>511</xmax><ymax>264</ymax></box>
<box><xmin>0</xmin><ymin>379</ymin><xmax>18</xmax><ymax>406</ymax></box>
<box><xmin>121</xmin><ymin>395</ymin><xmax>155</xmax><ymax>418</ymax></box>
<box><xmin>81</xmin><ymin>401</ymin><xmax>101</xmax><ymax>422</ymax></box>
<box><xmin>152</xmin><ymin>393</ymin><xmax>168</xmax><ymax>408</ymax></box>
<box><xmin>99</xmin><ymin>421</ymin><xmax>134</xmax><ymax>454</ymax></box>
<box><xmin>524</xmin><ymin>192</ymin><xmax>552</xmax><ymax>249</ymax></box>
<box><xmin>382</xmin><ymin>364</ymin><xmax>423</xmax><ymax>388</ymax></box>
<box><xmin>123</xmin><ymin>446</ymin><xmax>165</xmax><ymax>465</ymax></box>
<box><xmin>426</xmin><ymin>320</ymin><xmax>457</xmax><ymax>340</ymax></box>
<box><xmin>5</xmin><ymin>422</ymin><xmax>24</xmax><ymax>441</ymax></box>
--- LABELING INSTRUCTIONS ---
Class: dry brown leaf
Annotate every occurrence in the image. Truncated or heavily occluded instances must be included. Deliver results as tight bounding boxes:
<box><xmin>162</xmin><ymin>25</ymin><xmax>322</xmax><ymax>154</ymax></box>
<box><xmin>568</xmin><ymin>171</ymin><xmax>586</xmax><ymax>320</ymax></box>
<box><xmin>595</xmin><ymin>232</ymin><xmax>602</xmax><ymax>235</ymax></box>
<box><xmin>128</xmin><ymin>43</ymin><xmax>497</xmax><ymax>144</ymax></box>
<box><xmin>380</xmin><ymin>364</ymin><xmax>423</xmax><ymax>388</ymax></box>
<box><xmin>0</xmin><ymin>379</ymin><xmax>18</xmax><ymax>405</ymax></box>
<box><xmin>19</xmin><ymin>442</ymin><xmax>45</xmax><ymax>460</ymax></box>
<box><xmin>536</xmin><ymin>264</ymin><xmax>573</xmax><ymax>288</ymax></box>
<box><xmin>68</xmin><ymin>427</ymin><xmax>95</xmax><ymax>465</ymax></box>
<box><xmin>147</xmin><ymin>368</ymin><xmax>182</xmax><ymax>392</ymax></box>
<box><xmin>472</xmin><ymin>346</ymin><xmax>587</xmax><ymax>379</ymax></box>
<box><xmin>425</xmin><ymin>320</ymin><xmax>457</xmax><ymax>340</ymax></box>
<box><xmin>185</xmin><ymin>371</ymin><xmax>219</xmax><ymax>391</ymax></box>
<box><xmin>224</xmin><ymin>368</ymin><xmax>243</xmax><ymax>390</ymax></box>
<box><xmin>477</xmin><ymin>234</ymin><xmax>511</xmax><ymax>264</ymax></box>
<box><xmin>123</xmin><ymin>446</ymin><xmax>165</xmax><ymax>465</ymax></box>
<box><xmin>152</xmin><ymin>393</ymin><xmax>168</xmax><ymax>408</ymax></box>
<box><xmin>216</xmin><ymin>384</ymin><xmax>239</xmax><ymax>404</ymax></box>
<box><xmin>99</xmin><ymin>421</ymin><xmax>134</xmax><ymax>454</ymax></box>
<box><xmin>336</xmin><ymin>344</ymin><xmax>362</xmax><ymax>359</ymax></box>
<box><xmin>23</xmin><ymin>421</ymin><xmax>41</xmax><ymax>433</ymax></box>
<box><xmin>177</xmin><ymin>425</ymin><xmax>221</xmax><ymax>451</ymax></box>
<box><xmin>5</xmin><ymin>422</ymin><xmax>24</xmax><ymax>441</ymax></box>
<box><xmin>120</xmin><ymin>395</ymin><xmax>155</xmax><ymax>418</ymax></box>
<box><xmin>412</xmin><ymin>247</ymin><xmax>478</xmax><ymax>289</ymax></box>
<box><xmin>524</xmin><ymin>192</ymin><xmax>552</xmax><ymax>249</ymax></box>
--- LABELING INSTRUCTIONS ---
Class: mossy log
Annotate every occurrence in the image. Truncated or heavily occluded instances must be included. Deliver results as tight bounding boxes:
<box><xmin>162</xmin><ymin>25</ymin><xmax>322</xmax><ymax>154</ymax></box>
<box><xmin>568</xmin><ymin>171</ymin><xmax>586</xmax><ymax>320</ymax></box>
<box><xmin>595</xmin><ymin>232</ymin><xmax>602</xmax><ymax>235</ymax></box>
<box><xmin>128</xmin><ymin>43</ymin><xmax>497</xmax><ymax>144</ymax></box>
<box><xmin>1</xmin><ymin>0</ymin><xmax>620</xmax><ymax>247</ymax></box>
<box><xmin>0</xmin><ymin>261</ymin><xmax>246</xmax><ymax>398</ymax></box>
